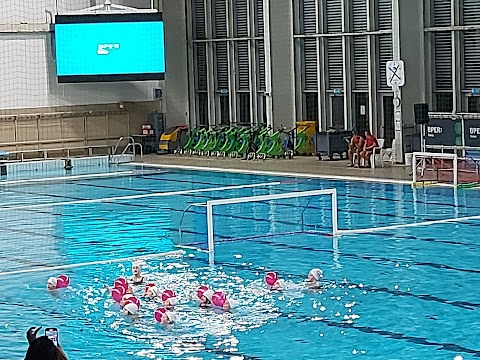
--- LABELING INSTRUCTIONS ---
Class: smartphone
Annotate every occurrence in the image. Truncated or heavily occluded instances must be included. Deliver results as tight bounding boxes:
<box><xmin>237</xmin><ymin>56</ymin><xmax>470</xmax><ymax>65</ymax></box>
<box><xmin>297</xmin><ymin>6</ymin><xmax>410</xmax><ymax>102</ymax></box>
<box><xmin>45</xmin><ymin>328</ymin><xmax>58</xmax><ymax>347</ymax></box>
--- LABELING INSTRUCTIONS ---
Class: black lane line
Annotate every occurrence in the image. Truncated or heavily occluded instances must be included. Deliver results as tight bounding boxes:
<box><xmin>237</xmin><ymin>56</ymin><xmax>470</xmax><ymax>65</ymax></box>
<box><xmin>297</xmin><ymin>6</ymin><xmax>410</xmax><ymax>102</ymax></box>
<box><xmin>191</xmin><ymin>231</ymin><xmax>480</xmax><ymax>277</ymax></box>
<box><xmin>6</xmin><ymin>177</ymin><xmax>479</xmax><ymax>227</ymax></box>
<box><xmin>289</xmin><ymin>312</ymin><xmax>480</xmax><ymax>357</ymax></box>
<box><xmin>188</xmin><ymin>257</ymin><xmax>480</xmax><ymax>357</ymax></box>
<box><xmin>6</xmin><ymin>188</ymin><xmax>480</xmax><ymax>259</ymax></box>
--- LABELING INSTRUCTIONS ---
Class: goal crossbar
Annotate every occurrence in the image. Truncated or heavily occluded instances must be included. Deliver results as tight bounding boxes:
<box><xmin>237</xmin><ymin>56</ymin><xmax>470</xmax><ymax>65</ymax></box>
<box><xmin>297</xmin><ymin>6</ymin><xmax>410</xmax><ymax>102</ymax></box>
<box><xmin>412</xmin><ymin>151</ymin><xmax>458</xmax><ymax>187</ymax></box>
<box><xmin>206</xmin><ymin>189</ymin><xmax>338</xmax><ymax>265</ymax></box>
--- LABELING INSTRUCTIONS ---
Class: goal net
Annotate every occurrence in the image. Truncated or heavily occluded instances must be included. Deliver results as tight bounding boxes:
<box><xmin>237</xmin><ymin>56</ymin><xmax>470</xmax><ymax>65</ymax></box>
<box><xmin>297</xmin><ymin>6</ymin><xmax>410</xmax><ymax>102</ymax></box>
<box><xmin>177</xmin><ymin>189</ymin><xmax>339</xmax><ymax>265</ymax></box>
<box><xmin>412</xmin><ymin>152</ymin><xmax>480</xmax><ymax>188</ymax></box>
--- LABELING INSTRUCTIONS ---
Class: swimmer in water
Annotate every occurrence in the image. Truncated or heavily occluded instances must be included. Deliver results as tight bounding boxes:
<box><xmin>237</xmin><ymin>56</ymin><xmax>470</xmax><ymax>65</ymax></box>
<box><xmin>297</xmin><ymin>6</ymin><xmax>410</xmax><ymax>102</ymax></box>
<box><xmin>160</xmin><ymin>311</ymin><xmax>175</xmax><ymax>325</ymax></box>
<box><xmin>144</xmin><ymin>283</ymin><xmax>161</xmax><ymax>300</ymax></box>
<box><xmin>46</xmin><ymin>277</ymin><xmax>57</xmax><ymax>291</ymax></box>
<box><xmin>197</xmin><ymin>287</ymin><xmax>214</xmax><ymax>307</ymax></box>
<box><xmin>162</xmin><ymin>290</ymin><xmax>178</xmax><ymax>309</ymax></box>
<box><xmin>120</xmin><ymin>290</ymin><xmax>135</xmax><ymax>307</ymax></box>
<box><xmin>307</xmin><ymin>268</ymin><xmax>324</xmax><ymax>289</ymax></box>
<box><xmin>122</xmin><ymin>301</ymin><xmax>139</xmax><ymax>316</ymax></box>
<box><xmin>212</xmin><ymin>292</ymin><xmax>238</xmax><ymax>312</ymax></box>
<box><xmin>265</xmin><ymin>272</ymin><xmax>286</xmax><ymax>291</ymax></box>
<box><xmin>131</xmin><ymin>262</ymin><xmax>144</xmax><ymax>285</ymax></box>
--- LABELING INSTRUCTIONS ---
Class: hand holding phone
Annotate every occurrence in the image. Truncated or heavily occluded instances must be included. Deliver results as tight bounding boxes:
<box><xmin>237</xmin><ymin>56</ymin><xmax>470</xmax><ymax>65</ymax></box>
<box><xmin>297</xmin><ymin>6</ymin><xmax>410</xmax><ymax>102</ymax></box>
<box><xmin>45</xmin><ymin>328</ymin><xmax>58</xmax><ymax>347</ymax></box>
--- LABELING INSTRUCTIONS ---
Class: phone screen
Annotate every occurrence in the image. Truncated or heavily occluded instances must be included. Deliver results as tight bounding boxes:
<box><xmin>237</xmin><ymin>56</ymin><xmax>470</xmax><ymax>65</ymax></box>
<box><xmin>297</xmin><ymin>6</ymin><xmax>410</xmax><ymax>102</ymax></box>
<box><xmin>45</xmin><ymin>328</ymin><xmax>58</xmax><ymax>347</ymax></box>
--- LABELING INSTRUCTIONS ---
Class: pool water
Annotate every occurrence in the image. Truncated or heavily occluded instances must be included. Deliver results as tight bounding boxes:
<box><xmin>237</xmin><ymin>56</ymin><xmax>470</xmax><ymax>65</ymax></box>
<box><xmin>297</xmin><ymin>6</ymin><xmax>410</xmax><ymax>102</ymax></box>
<box><xmin>0</xmin><ymin>166</ymin><xmax>479</xmax><ymax>359</ymax></box>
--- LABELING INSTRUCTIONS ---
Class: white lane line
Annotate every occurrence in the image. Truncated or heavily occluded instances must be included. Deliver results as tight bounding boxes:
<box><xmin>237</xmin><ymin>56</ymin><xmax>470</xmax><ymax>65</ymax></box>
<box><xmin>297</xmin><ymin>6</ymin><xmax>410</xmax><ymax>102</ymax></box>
<box><xmin>0</xmin><ymin>181</ymin><xmax>281</xmax><ymax>212</ymax></box>
<box><xmin>131</xmin><ymin>162</ymin><xmax>411</xmax><ymax>185</ymax></box>
<box><xmin>0</xmin><ymin>171</ymin><xmax>136</xmax><ymax>186</ymax></box>
<box><xmin>0</xmin><ymin>250</ymin><xmax>185</xmax><ymax>277</ymax></box>
<box><xmin>337</xmin><ymin>214</ymin><xmax>480</xmax><ymax>235</ymax></box>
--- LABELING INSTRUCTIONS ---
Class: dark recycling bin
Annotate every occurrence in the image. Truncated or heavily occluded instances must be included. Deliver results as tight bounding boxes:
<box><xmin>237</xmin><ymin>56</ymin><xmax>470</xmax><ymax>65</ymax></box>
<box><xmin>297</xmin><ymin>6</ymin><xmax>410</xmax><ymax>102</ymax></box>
<box><xmin>314</xmin><ymin>130</ymin><xmax>351</xmax><ymax>160</ymax></box>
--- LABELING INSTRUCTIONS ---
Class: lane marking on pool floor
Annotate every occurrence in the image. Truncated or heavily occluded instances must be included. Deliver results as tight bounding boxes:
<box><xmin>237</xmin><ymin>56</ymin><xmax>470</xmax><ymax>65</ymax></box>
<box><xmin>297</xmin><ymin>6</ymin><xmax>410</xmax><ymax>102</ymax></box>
<box><xmin>130</xmin><ymin>162</ymin><xmax>412</xmax><ymax>185</ymax></box>
<box><xmin>337</xmin><ymin>213</ymin><xmax>480</xmax><ymax>235</ymax></box>
<box><xmin>0</xmin><ymin>181</ymin><xmax>282</xmax><ymax>211</ymax></box>
<box><xmin>0</xmin><ymin>171</ymin><xmax>136</xmax><ymax>186</ymax></box>
<box><xmin>0</xmin><ymin>250</ymin><xmax>186</xmax><ymax>277</ymax></box>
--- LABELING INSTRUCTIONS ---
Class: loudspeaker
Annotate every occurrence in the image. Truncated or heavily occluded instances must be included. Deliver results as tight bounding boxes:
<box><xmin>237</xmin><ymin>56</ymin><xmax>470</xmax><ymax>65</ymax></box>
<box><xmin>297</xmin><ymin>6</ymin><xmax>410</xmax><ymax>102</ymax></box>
<box><xmin>414</xmin><ymin>103</ymin><xmax>430</xmax><ymax>125</ymax></box>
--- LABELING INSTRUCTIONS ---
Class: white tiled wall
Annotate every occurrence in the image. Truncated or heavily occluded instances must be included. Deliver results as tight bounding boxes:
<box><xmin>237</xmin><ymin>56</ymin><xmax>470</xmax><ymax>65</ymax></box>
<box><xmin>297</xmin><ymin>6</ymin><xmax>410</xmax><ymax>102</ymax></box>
<box><xmin>0</xmin><ymin>0</ymin><xmax>162</xmax><ymax>110</ymax></box>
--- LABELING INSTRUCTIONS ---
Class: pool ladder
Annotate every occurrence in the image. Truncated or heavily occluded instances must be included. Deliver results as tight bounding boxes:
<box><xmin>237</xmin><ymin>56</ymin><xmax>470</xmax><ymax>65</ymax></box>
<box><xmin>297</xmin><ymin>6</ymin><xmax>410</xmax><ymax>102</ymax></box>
<box><xmin>109</xmin><ymin>136</ymin><xmax>143</xmax><ymax>164</ymax></box>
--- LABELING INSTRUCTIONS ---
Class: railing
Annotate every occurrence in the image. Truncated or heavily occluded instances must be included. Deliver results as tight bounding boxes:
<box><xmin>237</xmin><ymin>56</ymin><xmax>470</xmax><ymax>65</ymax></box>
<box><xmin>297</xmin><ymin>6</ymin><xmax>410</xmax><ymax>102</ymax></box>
<box><xmin>0</xmin><ymin>144</ymin><xmax>115</xmax><ymax>162</ymax></box>
<box><xmin>109</xmin><ymin>137</ymin><xmax>143</xmax><ymax>164</ymax></box>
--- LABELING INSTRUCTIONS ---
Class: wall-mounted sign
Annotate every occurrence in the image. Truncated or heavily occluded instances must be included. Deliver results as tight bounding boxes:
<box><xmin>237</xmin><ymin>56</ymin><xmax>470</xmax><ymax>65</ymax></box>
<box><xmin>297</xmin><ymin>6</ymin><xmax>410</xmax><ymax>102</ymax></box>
<box><xmin>464</xmin><ymin>120</ymin><xmax>480</xmax><ymax>147</ymax></box>
<box><xmin>425</xmin><ymin>119</ymin><xmax>462</xmax><ymax>146</ymax></box>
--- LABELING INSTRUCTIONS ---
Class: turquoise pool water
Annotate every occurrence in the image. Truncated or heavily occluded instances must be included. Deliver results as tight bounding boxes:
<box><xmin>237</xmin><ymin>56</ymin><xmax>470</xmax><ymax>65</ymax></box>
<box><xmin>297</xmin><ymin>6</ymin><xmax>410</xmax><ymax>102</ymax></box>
<box><xmin>0</xmin><ymin>165</ymin><xmax>479</xmax><ymax>359</ymax></box>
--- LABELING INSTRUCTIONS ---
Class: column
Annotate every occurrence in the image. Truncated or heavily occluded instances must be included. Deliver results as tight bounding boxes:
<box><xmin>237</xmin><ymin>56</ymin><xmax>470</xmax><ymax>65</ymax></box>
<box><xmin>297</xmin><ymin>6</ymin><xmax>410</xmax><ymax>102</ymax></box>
<box><xmin>163</xmin><ymin>0</ymin><xmax>189</xmax><ymax>126</ymax></box>
<box><xmin>268</xmin><ymin>0</ymin><xmax>296</xmax><ymax>128</ymax></box>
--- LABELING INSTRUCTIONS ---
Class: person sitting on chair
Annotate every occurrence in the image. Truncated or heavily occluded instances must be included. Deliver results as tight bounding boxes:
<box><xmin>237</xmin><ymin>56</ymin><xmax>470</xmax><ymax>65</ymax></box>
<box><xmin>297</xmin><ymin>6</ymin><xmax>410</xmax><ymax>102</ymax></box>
<box><xmin>347</xmin><ymin>131</ymin><xmax>365</xmax><ymax>168</ymax></box>
<box><xmin>360</xmin><ymin>131</ymin><xmax>379</xmax><ymax>168</ymax></box>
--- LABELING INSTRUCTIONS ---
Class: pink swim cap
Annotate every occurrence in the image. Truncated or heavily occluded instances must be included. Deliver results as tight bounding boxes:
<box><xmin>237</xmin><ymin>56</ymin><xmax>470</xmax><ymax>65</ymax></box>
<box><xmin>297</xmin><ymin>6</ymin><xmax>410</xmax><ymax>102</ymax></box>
<box><xmin>145</xmin><ymin>283</ymin><xmax>156</xmax><ymax>293</ymax></box>
<box><xmin>162</xmin><ymin>289</ymin><xmax>176</xmax><ymax>302</ymax></box>
<box><xmin>129</xmin><ymin>296</ymin><xmax>141</xmax><ymax>308</ymax></box>
<box><xmin>197</xmin><ymin>285</ymin><xmax>209</xmax><ymax>300</ymax></box>
<box><xmin>115</xmin><ymin>278</ymin><xmax>128</xmax><ymax>289</ymax></box>
<box><xmin>111</xmin><ymin>287</ymin><xmax>124</xmax><ymax>302</ymax></box>
<box><xmin>154</xmin><ymin>307</ymin><xmax>167</xmax><ymax>322</ymax></box>
<box><xmin>212</xmin><ymin>291</ymin><xmax>227</xmax><ymax>307</ymax></box>
<box><xmin>56</xmin><ymin>275</ymin><xmax>70</xmax><ymax>288</ymax></box>
<box><xmin>265</xmin><ymin>272</ymin><xmax>278</xmax><ymax>286</ymax></box>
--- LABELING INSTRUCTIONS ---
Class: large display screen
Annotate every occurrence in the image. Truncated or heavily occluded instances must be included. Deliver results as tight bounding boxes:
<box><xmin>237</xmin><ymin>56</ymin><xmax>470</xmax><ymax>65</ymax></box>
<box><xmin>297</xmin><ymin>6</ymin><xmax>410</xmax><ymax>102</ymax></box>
<box><xmin>55</xmin><ymin>13</ymin><xmax>165</xmax><ymax>83</ymax></box>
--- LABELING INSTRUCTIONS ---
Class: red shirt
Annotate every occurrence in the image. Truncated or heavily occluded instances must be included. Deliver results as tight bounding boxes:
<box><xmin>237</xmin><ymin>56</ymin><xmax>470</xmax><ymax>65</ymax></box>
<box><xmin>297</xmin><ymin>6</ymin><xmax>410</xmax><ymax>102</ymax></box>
<box><xmin>365</xmin><ymin>135</ymin><xmax>378</xmax><ymax>148</ymax></box>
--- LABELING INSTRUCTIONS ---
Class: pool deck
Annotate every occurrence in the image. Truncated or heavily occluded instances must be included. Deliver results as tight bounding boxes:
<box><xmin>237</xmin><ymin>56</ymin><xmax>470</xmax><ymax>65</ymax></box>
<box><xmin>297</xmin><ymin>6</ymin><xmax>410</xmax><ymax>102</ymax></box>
<box><xmin>141</xmin><ymin>154</ymin><xmax>412</xmax><ymax>184</ymax></box>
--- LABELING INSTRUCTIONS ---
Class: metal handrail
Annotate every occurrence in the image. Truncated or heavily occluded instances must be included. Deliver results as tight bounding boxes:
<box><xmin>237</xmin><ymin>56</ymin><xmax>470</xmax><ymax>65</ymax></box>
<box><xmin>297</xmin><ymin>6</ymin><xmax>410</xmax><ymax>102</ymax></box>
<box><xmin>109</xmin><ymin>137</ymin><xmax>143</xmax><ymax>164</ymax></box>
<box><xmin>0</xmin><ymin>144</ymin><xmax>115</xmax><ymax>162</ymax></box>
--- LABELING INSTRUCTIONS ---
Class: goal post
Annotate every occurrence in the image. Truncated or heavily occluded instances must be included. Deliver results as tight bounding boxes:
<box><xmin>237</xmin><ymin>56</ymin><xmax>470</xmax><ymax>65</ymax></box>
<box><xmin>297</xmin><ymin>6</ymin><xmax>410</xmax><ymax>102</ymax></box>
<box><xmin>205</xmin><ymin>189</ymin><xmax>338</xmax><ymax>265</ymax></box>
<box><xmin>412</xmin><ymin>152</ymin><xmax>459</xmax><ymax>188</ymax></box>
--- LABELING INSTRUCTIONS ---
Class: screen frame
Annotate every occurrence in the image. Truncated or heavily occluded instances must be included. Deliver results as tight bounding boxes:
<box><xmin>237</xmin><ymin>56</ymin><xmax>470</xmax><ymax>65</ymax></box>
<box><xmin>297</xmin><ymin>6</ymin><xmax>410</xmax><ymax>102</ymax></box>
<box><xmin>55</xmin><ymin>13</ymin><xmax>165</xmax><ymax>83</ymax></box>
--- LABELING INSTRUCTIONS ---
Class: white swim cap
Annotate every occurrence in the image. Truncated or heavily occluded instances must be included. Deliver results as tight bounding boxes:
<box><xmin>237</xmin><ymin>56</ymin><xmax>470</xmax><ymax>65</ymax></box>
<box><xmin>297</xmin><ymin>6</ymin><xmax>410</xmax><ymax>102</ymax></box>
<box><xmin>47</xmin><ymin>277</ymin><xmax>57</xmax><ymax>287</ymax></box>
<box><xmin>123</xmin><ymin>301</ymin><xmax>139</xmax><ymax>315</ymax></box>
<box><xmin>276</xmin><ymin>279</ymin><xmax>286</xmax><ymax>290</ymax></box>
<box><xmin>203</xmin><ymin>289</ymin><xmax>214</xmax><ymax>302</ymax></box>
<box><xmin>227</xmin><ymin>299</ymin><xmax>238</xmax><ymax>309</ymax></box>
<box><xmin>132</xmin><ymin>261</ymin><xmax>142</xmax><ymax>269</ymax></box>
<box><xmin>166</xmin><ymin>311</ymin><xmax>175</xmax><ymax>323</ymax></box>
<box><xmin>150</xmin><ymin>286</ymin><xmax>161</xmax><ymax>297</ymax></box>
<box><xmin>309</xmin><ymin>268</ymin><xmax>324</xmax><ymax>280</ymax></box>
<box><xmin>168</xmin><ymin>297</ymin><xmax>179</xmax><ymax>306</ymax></box>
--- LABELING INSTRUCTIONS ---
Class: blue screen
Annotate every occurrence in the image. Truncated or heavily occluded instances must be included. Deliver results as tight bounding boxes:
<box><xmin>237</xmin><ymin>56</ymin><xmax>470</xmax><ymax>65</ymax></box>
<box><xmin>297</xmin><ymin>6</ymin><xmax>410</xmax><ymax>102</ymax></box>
<box><xmin>55</xmin><ymin>21</ymin><xmax>165</xmax><ymax>77</ymax></box>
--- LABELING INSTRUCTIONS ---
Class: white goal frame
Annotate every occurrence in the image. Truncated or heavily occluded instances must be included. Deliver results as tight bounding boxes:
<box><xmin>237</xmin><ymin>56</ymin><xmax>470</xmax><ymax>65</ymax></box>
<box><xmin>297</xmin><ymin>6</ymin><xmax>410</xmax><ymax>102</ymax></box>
<box><xmin>206</xmin><ymin>189</ymin><xmax>338</xmax><ymax>265</ymax></box>
<box><xmin>412</xmin><ymin>151</ymin><xmax>458</xmax><ymax>188</ymax></box>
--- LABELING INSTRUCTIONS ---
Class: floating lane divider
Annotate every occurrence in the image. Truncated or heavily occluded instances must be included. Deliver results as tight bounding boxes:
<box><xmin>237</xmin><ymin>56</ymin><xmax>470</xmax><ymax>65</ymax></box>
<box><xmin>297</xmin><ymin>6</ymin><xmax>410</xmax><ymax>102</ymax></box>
<box><xmin>0</xmin><ymin>171</ymin><xmax>136</xmax><ymax>186</ymax></box>
<box><xmin>0</xmin><ymin>250</ymin><xmax>186</xmax><ymax>277</ymax></box>
<box><xmin>0</xmin><ymin>181</ymin><xmax>283</xmax><ymax>212</ymax></box>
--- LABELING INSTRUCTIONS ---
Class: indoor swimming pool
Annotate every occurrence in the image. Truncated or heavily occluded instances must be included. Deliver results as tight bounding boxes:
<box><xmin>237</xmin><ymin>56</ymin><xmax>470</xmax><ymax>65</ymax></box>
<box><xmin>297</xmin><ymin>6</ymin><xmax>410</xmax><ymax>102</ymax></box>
<box><xmin>0</xmin><ymin>164</ymin><xmax>479</xmax><ymax>359</ymax></box>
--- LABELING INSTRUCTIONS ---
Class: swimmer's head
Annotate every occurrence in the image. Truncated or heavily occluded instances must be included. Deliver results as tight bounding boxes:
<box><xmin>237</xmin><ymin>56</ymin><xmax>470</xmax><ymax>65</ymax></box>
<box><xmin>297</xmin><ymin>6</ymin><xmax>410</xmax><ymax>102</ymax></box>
<box><xmin>197</xmin><ymin>285</ymin><xmax>209</xmax><ymax>300</ymax></box>
<box><xmin>162</xmin><ymin>311</ymin><xmax>175</xmax><ymax>325</ymax></box>
<box><xmin>122</xmin><ymin>301</ymin><xmax>139</xmax><ymax>316</ymax></box>
<box><xmin>164</xmin><ymin>296</ymin><xmax>178</xmax><ymax>307</ymax></box>
<box><xmin>223</xmin><ymin>298</ymin><xmax>238</xmax><ymax>311</ymax></box>
<box><xmin>47</xmin><ymin>277</ymin><xmax>57</xmax><ymax>291</ymax></box>
<box><xmin>132</xmin><ymin>262</ymin><xmax>141</xmax><ymax>276</ymax></box>
<box><xmin>308</xmin><ymin>268</ymin><xmax>323</xmax><ymax>283</ymax></box>
<box><xmin>265</xmin><ymin>272</ymin><xmax>278</xmax><ymax>287</ymax></box>
<box><xmin>120</xmin><ymin>293</ymin><xmax>134</xmax><ymax>307</ymax></box>
<box><xmin>271</xmin><ymin>279</ymin><xmax>286</xmax><ymax>291</ymax></box>
<box><xmin>144</xmin><ymin>283</ymin><xmax>160</xmax><ymax>298</ymax></box>
<box><xmin>201</xmin><ymin>289</ymin><xmax>214</xmax><ymax>304</ymax></box>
